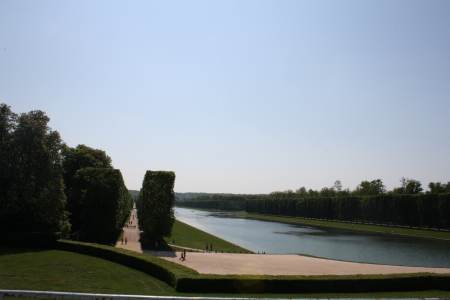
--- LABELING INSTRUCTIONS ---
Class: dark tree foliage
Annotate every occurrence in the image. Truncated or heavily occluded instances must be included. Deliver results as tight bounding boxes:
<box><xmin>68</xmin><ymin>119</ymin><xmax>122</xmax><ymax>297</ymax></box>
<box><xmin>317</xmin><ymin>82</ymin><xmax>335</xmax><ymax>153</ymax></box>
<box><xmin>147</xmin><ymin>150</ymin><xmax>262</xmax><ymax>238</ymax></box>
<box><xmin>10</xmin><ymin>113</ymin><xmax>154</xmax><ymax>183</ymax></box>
<box><xmin>355</xmin><ymin>179</ymin><xmax>385</xmax><ymax>195</ymax></box>
<box><xmin>0</xmin><ymin>104</ymin><xmax>16</xmax><ymax>218</ymax></box>
<box><xmin>178</xmin><ymin>193</ymin><xmax>450</xmax><ymax>229</ymax></box>
<box><xmin>138</xmin><ymin>170</ymin><xmax>175</xmax><ymax>242</ymax></box>
<box><xmin>392</xmin><ymin>178</ymin><xmax>423</xmax><ymax>194</ymax></box>
<box><xmin>62</xmin><ymin>144</ymin><xmax>112</xmax><ymax>233</ymax></box>
<box><xmin>73</xmin><ymin>167</ymin><xmax>132</xmax><ymax>244</ymax></box>
<box><xmin>0</xmin><ymin>103</ymin><xmax>69</xmax><ymax>242</ymax></box>
<box><xmin>428</xmin><ymin>182</ymin><xmax>450</xmax><ymax>194</ymax></box>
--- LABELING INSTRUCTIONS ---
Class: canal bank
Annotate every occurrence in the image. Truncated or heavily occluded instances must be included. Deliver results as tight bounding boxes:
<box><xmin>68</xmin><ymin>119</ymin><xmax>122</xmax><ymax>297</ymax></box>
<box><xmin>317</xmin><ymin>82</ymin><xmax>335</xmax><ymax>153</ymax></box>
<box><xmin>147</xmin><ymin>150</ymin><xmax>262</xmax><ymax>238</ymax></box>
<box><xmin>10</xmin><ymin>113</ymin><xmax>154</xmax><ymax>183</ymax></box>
<box><xmin>174</xmin><ymin>207</ymin><xmax>450</xmax><ymax>267</ymax></box>
<box><xmin>243</xmin><ymin>212</ymin><xmax>450</xmax><ymax>241</ymax></box>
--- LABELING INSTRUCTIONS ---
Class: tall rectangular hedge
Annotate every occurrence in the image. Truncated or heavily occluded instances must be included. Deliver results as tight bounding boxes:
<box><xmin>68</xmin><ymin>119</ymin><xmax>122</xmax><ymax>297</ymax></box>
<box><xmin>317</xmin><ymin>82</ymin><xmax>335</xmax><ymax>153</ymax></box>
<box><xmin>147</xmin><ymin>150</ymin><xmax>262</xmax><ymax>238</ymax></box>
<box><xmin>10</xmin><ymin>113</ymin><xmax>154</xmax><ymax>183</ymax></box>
<box><xmin>138</xmin><ymin>170</ymin><xmax>175</xmax><ymax>242</ymax></box>
<box><xmin>73</xmin><ymin>167</ymin><xmax>132</xmax><ymax>244</ymax></box>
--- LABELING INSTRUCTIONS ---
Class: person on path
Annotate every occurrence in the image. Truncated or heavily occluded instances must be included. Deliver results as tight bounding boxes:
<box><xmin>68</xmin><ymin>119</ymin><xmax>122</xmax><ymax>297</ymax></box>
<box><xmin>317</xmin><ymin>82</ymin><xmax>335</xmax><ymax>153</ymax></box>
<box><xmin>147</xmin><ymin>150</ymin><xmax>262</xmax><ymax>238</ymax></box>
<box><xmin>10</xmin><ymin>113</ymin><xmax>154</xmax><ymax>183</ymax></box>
<box><xmin>179</xmin><ymin>250</ymin><xmax>186</xmax><ymax>261</ymax></box>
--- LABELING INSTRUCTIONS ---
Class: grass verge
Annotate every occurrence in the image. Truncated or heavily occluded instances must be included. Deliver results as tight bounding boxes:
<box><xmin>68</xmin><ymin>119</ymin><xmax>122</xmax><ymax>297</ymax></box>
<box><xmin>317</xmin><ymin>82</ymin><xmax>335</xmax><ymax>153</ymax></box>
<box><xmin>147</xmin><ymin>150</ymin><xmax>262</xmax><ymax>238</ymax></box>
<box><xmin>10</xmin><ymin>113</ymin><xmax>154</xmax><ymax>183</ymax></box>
<box><xmin>164</xmin><ymin>220</ymin><xmax>251</xmax><ymax>253</ymax></box>
<box><xmin>243</xmin><ymin>212</ymin><xmax>450</xmax><ymax>240</ymax></box>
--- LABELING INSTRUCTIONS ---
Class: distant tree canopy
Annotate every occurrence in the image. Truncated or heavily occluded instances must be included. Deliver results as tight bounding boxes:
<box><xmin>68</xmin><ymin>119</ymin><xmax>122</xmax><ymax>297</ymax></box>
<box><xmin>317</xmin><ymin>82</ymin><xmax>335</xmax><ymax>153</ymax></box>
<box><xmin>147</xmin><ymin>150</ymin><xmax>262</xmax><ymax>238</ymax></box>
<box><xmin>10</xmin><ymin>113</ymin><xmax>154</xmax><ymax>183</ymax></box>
<box><xmin>355</xmin><ymin>179</ymin><xmax>385</xmax><ymax>195</ymax></box>
<box><xmin>72</xmin><ymin>167</ymin><xmax>132</xmax><ymax>244</ymax></box>
<box><xmin>138</xmin><ymin>171</ymin><xmax>175</xmax><ymax>243</ymax></box>
<box><xmin>177</xmin><ymin>178</ymin><xmax>450</xmax><ymax>229</ymax></box>
<box><xmin>392</xmin><ymin>178</ymin><xmax>423</xmax><ymax>195</ymax></box>
<box><xmin>0</xmin><ymin>103</ymin><xmax>69</xmax><ymax>243</ymax></box>
<box><xmin>62</xmin><ymin>144</ymin><xmax>113</xmax><ymax>233</ymax></box>
<box><xmin>429</xmin><ymin>182</ymin><xmax>450</xmax><ymax>194</ymax></box>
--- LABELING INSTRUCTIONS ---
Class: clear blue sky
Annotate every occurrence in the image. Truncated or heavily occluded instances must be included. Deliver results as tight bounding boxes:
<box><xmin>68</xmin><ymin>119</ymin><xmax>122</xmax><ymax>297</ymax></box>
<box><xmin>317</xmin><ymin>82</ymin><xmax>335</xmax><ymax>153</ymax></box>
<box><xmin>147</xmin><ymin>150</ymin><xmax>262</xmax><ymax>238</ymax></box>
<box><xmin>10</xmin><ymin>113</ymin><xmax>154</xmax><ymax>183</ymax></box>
<box><xmin>1</xmin><ymin>0</ymin><xmax>450</xmax><ymax>193</ymax></box>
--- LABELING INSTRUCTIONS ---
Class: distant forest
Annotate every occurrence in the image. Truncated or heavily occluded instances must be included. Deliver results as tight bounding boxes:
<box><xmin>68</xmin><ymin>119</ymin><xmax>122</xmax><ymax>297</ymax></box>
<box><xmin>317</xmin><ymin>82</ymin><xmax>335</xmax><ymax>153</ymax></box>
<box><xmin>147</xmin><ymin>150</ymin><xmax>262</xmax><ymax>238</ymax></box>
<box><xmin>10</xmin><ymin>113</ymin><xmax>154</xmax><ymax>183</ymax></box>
<box><xmin>176</xmin><ymin>179</ymin><xmax>450</xmax><ymax>230</ymax></box>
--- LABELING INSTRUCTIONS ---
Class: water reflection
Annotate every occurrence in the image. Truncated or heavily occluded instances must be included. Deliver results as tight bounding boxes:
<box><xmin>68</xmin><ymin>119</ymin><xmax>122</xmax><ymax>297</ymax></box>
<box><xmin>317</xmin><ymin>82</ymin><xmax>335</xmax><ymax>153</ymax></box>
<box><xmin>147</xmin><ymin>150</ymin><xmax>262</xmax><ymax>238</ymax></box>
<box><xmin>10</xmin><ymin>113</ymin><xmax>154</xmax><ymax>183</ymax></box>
<box><xmin>175</xmin><ymin>207</ymin><xmax>450</xmax><ymax>267</ymax></box>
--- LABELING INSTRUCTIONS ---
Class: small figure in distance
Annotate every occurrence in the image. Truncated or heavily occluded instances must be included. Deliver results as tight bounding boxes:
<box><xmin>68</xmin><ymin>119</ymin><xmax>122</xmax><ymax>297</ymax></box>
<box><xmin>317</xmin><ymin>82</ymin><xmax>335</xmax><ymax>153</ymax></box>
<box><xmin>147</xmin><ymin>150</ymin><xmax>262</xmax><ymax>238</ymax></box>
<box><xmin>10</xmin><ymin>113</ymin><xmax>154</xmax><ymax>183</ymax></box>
<box><xmin>179</xmin><ymin>249</ymin><xmax>186</xmax><ymax>261</ymax></box>
<box><xmin>125</xmin><ymin>237</ymin><xmax>128</xmax><ymax>245</ymax></box>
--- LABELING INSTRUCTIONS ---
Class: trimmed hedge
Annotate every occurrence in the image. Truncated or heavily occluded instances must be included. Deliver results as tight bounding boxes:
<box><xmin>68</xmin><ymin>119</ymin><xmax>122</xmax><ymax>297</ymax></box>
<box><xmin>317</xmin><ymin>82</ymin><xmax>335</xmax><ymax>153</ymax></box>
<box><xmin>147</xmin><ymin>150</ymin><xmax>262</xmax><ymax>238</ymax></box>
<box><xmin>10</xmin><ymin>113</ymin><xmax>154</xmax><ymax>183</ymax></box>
<box><xmin>56</xmin><ymin>240</ymin><xmax>450</xmax><ymax>294</ymax></box>
<box><xmin>4</xmin><ymin>232</ymin><xmax>61</xmax><ymax>247</ymax></box>
<box><xmin>72</xmin><ymin>168</ymin><xmax>133</xmax><ymax>244</ymax></box>
<box><xmin>56</xmin><ymin>240</ymin><xmax>196</xmax><ymax>287</ymax></box>
<box><xmin>138</xmin><ymin>170</ymin><xmax>175</xmax><ymax>242</ymax></box>
<box><xmin>176</xmin><ymin>274</ymin><xmax>450</xmax><ymax>293</ymax></box>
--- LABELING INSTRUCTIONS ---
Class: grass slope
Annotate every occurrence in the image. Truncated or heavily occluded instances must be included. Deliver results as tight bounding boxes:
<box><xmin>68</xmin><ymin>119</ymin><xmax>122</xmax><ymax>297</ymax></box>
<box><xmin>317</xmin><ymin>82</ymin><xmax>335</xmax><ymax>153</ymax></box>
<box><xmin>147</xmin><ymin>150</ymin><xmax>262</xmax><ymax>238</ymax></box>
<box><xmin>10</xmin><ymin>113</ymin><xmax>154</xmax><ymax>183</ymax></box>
<box><xmin>244</xmin><ymin>212</ymin><xmax>450</xmax><ymax>240</ymax></box>
<box><xmin>0</xmin><ymin>247</ymin><xmax>174</xmax><ymax>295</ymax></box>
<box><xmin>165</xmin><ymin>220</ymin><xmax>251</xmax><ymax>253</ymax></box>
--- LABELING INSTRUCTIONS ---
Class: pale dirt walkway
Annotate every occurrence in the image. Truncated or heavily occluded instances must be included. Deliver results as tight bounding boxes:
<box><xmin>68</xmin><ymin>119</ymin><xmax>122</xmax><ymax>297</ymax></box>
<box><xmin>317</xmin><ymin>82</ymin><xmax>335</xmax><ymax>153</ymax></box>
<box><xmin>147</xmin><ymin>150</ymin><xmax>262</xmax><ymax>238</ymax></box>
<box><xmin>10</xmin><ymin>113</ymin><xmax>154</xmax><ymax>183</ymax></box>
<box><xmin>116</xmin><ymin>205</ymin><xmax>143</xmax><ymax>253</ymax></box>
<box><xmin>161</xmin><ymin>252</ymin><xmax>450</xmax><ymax>276</ymax></box>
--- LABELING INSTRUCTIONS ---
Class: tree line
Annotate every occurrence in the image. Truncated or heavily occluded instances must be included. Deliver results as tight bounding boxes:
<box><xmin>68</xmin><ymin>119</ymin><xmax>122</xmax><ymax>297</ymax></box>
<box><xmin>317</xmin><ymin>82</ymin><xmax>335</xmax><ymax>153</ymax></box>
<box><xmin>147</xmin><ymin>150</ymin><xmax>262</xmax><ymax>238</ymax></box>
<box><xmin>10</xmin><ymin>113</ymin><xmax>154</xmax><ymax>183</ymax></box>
<box><xmin>177</xmin><ymin>179</ymin><xmax>450</xmax><ymax>229</ymax></box>
<box><xmin>0</xmin><ymin>103</ymin><xmax>132</xmax><ymax>245</ymax></box>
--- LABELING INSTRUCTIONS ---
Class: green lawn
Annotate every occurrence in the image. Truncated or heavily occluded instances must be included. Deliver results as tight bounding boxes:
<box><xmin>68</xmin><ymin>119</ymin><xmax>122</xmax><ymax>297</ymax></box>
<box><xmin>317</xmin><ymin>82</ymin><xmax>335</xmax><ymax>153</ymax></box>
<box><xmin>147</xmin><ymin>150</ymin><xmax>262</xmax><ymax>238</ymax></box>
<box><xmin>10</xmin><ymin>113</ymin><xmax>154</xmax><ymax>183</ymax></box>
<box><xmin>244</xmin><ymin>212</ymin><xmax>450</xmax><ymax>240</ymax></box>
<box><xmin>164</xmin><ymin>220</ymin><xmax>251</xmax><ymax>253</ymax></box>
<box><xmin>0</xmin><ymin>247</ymin><xmax>175</xmax><ymax>295</ymax></box>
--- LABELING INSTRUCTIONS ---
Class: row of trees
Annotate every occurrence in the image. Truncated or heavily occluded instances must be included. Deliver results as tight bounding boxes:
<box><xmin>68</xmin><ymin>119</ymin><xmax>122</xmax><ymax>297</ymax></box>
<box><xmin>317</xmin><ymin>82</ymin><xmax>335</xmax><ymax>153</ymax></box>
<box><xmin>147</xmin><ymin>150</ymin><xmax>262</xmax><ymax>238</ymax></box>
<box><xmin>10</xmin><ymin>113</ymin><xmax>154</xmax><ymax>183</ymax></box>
<box><xmin>177</xmin><ymin>180</ymin><xmax>450</xmax><ymax>229</ymax></box>
<box><xmin>273</xmin><ymin>178</ymin><xmax>449</xmax><ymax>198</ymax></box>
<box><xmin>137</xmin><ymin>171</ymin><xmax>176</xmax><ymax>246</ymax></box>
<box><xmin>0</xmin><ymin>103</ymin><xmax>132</xmax><ymax>245</ymax></box>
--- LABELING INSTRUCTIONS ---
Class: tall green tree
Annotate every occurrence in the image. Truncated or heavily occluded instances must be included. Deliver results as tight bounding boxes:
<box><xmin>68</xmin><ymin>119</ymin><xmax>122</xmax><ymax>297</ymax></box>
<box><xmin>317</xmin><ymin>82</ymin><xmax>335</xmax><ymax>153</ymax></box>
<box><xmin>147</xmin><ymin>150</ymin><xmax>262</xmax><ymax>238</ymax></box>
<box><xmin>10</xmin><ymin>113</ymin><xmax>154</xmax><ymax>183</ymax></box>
<box><xmin>0</xmin><ymin>104</ymin><xmax>16</xmax><ymax>220</ymax></box>
<box><xmin>138</xmin><ymin>170</ymin><xmax>175</xmax><ymax>243</ymax></box>
<box><xmin>392</xmin><ymin>177</ymin><xmax>423</xmax><ymax>194</ymax></box>
<box><xmin>355</xmin><ymin>179</ymin><xmax>385</xmax><ymax>195</ymax></box>
<box><xmin>0</xmin><ymin>103</ymin><xmax>69</xmax><ymax>243</ymax></box>
<box><xmin>62</xmin><ymin>144</ymin><xmax>112</xmax><ymax>233</ymax></box>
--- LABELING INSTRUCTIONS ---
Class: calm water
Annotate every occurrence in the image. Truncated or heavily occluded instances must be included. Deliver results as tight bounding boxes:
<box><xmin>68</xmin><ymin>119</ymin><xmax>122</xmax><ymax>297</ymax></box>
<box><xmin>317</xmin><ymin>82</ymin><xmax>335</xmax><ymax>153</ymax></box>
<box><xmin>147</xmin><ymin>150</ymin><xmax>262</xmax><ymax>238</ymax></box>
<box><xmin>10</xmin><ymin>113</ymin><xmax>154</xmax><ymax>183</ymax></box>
<box><xmin>175</xmin><ymin>207</ymin><xmax>450</xmax><ymax>267</ymax></box>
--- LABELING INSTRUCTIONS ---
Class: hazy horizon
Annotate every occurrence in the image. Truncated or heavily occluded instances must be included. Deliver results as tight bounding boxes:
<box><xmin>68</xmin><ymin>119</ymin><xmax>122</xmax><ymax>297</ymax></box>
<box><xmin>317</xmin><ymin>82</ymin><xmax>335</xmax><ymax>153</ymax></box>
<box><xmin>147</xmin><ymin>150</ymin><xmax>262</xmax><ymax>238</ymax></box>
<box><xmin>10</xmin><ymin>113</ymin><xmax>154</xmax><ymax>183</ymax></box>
<box><xmin>1</xmin><ymin>0</ymin><xmax>450</xmax><ymax>193</ymax></box>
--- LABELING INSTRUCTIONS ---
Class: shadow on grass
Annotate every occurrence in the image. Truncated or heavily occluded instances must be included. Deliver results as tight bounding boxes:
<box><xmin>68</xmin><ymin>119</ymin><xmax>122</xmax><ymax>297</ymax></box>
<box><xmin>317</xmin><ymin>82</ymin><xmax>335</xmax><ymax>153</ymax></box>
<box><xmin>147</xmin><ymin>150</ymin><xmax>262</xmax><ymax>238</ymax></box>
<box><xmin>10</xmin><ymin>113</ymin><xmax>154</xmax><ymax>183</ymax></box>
<box><xmin>140</xmin><ymin>232</ymin><xmax>176</xmax><ymax>258</ymax></box>
<box><xmin>143</xmin><ymin>250</ymin><xmax>177</xmax><ymax>257</ymax></box>
<box><xmin>0</xmin><ymin>246</ymin><xmax>48</xmax><ymax>256</ymax></box>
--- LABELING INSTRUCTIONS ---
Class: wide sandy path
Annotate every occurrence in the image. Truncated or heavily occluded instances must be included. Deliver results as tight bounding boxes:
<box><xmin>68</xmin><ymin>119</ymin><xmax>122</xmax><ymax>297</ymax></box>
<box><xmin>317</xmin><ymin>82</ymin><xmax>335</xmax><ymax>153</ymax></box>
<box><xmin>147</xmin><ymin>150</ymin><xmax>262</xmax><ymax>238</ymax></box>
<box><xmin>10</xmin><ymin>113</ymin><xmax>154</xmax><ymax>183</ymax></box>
<box><xmin>116</xmin><ymin>205</ymin><xmax>143</xmax><ymax>253</ymax></box>
<box><xmin>162</xmin><ymin>252</ymin><xmax>450</xmax><ymax>276</ymax></box>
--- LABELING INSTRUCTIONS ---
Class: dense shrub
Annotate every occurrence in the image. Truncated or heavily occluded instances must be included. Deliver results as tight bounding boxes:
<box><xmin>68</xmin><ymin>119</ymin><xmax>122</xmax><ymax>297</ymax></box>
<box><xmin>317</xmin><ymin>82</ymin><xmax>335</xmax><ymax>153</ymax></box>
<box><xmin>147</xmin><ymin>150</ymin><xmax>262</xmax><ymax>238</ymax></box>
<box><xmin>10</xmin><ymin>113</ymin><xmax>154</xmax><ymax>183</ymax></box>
<box><xmin>62</xmin><ymin>144</ymin><xmax>112</xmax><ymax>234</ymax></box>
<box><xmin>138</xmin><ymin>170</ymin><xmax>176</xmax><ymax>242</ymax></box>
<box><xmin>72</xmin><ymin>168</ymin><xmax>132</xmax><ymax>244</ymax></box>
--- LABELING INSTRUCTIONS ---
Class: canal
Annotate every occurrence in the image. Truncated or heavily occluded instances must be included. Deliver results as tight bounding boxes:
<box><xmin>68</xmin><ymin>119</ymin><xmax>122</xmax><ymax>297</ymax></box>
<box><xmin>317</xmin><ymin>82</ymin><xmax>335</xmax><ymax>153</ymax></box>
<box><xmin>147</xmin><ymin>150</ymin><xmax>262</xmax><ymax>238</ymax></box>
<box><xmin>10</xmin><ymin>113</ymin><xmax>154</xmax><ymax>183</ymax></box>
<box><xmin>175</xmin><ymin>207</ymin><xmax>450</xmax><ymax>267</ymax></box>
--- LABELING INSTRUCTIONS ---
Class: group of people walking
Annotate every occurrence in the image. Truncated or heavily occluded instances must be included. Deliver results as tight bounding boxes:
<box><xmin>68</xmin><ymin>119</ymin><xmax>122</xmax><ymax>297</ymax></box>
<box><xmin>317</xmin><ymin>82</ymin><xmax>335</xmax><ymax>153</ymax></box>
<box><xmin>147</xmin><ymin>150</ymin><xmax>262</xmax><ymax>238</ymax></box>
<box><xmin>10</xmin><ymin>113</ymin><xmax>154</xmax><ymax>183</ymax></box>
<box><xmin>205</xmin><ymin>243</ymin><xmax>213</xmax><ymax>251</ymax></box>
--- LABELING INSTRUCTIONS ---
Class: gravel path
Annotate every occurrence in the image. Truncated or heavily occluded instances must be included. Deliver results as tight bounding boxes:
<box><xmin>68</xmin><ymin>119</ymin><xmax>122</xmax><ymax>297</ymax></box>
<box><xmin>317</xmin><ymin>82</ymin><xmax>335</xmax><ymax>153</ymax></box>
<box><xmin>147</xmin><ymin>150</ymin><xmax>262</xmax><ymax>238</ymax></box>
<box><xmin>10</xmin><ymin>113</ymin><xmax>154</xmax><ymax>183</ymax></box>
<box><xmin>161</xmin><ymin>252</ymin><xmax>450</xmax><ymax>276</ymax></box>
<box><xmin>116</xmin><ymin>205</ymin><xmax>143</xmax><ymax>253</ymax></box>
